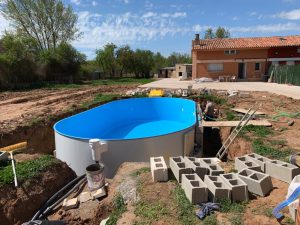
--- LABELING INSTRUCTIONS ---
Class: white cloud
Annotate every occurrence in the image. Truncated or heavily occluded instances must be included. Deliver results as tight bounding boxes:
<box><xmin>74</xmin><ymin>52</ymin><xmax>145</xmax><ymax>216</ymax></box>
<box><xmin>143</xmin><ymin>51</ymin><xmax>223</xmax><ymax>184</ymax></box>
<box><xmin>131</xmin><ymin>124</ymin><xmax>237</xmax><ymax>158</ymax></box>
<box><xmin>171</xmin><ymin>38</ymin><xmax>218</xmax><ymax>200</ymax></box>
<box><xmin>119</xmin><ymin>0</ymin><xmax>129</xmax><ymax>4</ymax></box>
<box><xmin>229</xmin><ymin>22</ymin><xmax>300</xmax><ymax>33</ymax></box>
<box><xmin>232</xmin><ymin>16</ymin><xmax>239</xmax><ymax>21</ymax></box>
<box><xmin>276</xmin><ymin>9</ymin><xmax>300</xmax><ymax>20</ymax></box>
<box><xmin>0</xmin><ymin>14</ymin><xmax>10</xmax><ymax>36</ymax></box>
<box><xmin>73</xmin><ymin>11</ymin><xmax>189</xmax><ymax>57</ymax></box>
<box><xmin>282</xmin><ymin>0</ymin><xmax>297</xmax><ymax>2</ymax></box>
<box><xmin>71</xmin><ymin>0</ymin><xmax>81</xmax><ymax>5</ymax></box>
<box><xmin>92</xmin><ymin>1</ymin><xmax>97</xmax><ymax>6</ymax></box>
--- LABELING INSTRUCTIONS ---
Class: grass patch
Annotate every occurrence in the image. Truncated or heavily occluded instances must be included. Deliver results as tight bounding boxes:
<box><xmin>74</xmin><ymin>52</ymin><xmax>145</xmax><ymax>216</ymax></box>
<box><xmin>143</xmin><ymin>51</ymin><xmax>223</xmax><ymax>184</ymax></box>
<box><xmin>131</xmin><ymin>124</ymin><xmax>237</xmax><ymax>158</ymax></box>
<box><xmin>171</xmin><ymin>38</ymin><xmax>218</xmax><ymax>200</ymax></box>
<box><xmin>81</xmin><ymin>93</ymin><xmax>120</xmax><ymax>109</ymax></box>
<box><xmin>244</xmin><ymin>125</ymin><xmax>273</xmax><ymax>137</ymax></box>
<box><xmin>134</xmin><ymin>201</ymin><xmax>168</xmax><ymax>220</ymax></box>
<box><xmin>219</xmin><ymin>198</ymin><xmax>247</xmax><ymax>213</ymax></box>
<box><xmin>173</xmin><ymin>185</ymin><xmax>198</xmax><ymax>225</ymax></box>
<box><xmin>203</xmin><ymin>214</ymin><xmax>218</xmax><ymax>225</ymax></box>
<box><xmin>228</xmin><ymin>214</ymin><xmax>243</xmax><ymax>225</ymax></box>
<box><xmin>106</xmin><ymin>194</ymin><xmax>127</xmax><ymax>225</ymax></box>
<box><xmin>198</xmin><ymin>93</ymin><xmax>227</xmax><ymax>105</ymax></box>
<box><xmin>131</xmin><ymin>167</ymin><xmax>150</xmax><ymax>177</ymax></box>
<box><xmin>268</xmin><ymin>139</ymin><xmax>287</xmax><ymax>146</ymax></box>
<box><xmin>46</xmin><ymin>83</ymin><xmax>82</xmax><ymax>89</ymax></box>
<box><xmin>252</xmin><ymin>139</ymin><xmax>292</xmax><ymax>160</ymax></box>
<box><xmin>27</xmin><ymin>116</ymin><xmax>43</xmax><ymax>126</ymax></box>
<box><xmin>272</xmin><ymin>111</ymin><xmax>300</xmax><ymax>121</ymax></box>
<box><xmin>0</xmin><ymin>155</ymin><xmax>57</xmax><ymax>186</ymax></box>
<box><xmin>224</xmin><ymin>110</ymin><xmax>236</xmax><ymax>121</ymax></box>
<box><xmin>91</xmin><ymin>78</ymin><xmax>155</xmax><ymax>86</ymax></box>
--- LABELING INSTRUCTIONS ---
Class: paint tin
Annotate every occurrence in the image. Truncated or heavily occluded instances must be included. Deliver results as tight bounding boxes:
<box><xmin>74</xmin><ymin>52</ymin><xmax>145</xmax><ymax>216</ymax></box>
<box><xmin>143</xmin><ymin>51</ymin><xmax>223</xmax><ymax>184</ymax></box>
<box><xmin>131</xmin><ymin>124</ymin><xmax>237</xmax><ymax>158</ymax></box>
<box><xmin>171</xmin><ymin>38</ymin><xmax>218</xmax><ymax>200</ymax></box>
<box><xmin>86</xmin><ymin>163</ymin><xmax>105</xmax><ymax>191</ymax></box>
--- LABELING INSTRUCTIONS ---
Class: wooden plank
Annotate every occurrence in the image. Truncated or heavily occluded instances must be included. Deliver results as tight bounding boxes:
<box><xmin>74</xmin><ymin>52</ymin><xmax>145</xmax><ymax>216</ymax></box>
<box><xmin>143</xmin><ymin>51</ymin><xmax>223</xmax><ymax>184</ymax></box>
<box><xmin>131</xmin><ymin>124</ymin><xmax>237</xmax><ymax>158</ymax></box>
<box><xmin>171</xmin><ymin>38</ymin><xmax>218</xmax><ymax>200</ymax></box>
<box><xmin>202</xmin><ymin>120</ymin><xmax>272</xmax><ymax>127</ymax></box>
<box><xmin>231</xmin><ymin>108</ymin><xmax>266</xmax><ymax>115</ymax></box>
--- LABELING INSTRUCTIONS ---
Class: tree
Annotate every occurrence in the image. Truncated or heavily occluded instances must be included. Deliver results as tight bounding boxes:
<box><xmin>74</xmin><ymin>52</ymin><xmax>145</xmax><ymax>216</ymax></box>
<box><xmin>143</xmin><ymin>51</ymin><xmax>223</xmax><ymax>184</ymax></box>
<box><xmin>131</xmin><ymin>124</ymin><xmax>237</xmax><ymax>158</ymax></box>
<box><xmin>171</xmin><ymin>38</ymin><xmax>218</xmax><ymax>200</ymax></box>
<box><xmin>133</xmin><ymin>49</ymin><xmax>154</xmax><ymax>78</ymax></box>
<box><xmin>96</xmin><ymin>43</ymin><xmax>118</xmax><ymax>77</ymax></box>
<box><xmin>204</xmin><ymin>28</ymin><xmax>215</xmax><ymax>39</ymax></box>
<box><xmin>116</xmin><ymin>45</ymin><xmax>135</xmax><ymax>77</ymax></box>
<box><xmin>0</xmin><ymin>0</ymin><xmax>80</xmax><ymax>51</ymax></box>
<box><xmin>204</xmin><ymin>26</ymin><xmax>230</xmax><ymax>39</ymax></box>
<box><xmin>166</xmin><ymin>52</ymin><xmax>191</xmax><ymax>66</ymax></box>
<box><xmin>215</xmin><ymin>26</ymin><xmax>230</xmax><ymax>38</ymax></box>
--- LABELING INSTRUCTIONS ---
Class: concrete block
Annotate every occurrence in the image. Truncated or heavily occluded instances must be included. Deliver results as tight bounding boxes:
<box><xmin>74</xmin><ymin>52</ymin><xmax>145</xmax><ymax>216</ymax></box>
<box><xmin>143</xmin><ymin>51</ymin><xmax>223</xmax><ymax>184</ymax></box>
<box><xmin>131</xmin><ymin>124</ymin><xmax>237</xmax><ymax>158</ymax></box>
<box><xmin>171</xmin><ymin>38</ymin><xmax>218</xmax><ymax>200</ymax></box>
<box><xmin>204</xmin><ymin>175</ymin><xmax>231</xmax><ymax>202</ymax></box>
<box><xmin>246</xmin><ymin>153</ymin><xmax>271</xmax><ymax>172</ymax></box>
<box><xmin>181</xmin><ymin>174</ymin><xmax>208</xmax><ymax>204</ymax></box>
<box><xmin>150</xmin><ymin>156</ymin><xmax>168</xmax><ymax>182</ymax></box>
<box><xmin>199</xmin><ymin>158</ymin><xmax>224</xmax><ymax>176</ymax></box>
<box><xmin>91</xmin><ymin>186</ymin><xmax>107</xmax><ymax>199</ymax></box>
<box><xmin>79</xmin><ymin>192</ymin><xmax>92</xmax><ymax>203</ymax></box>
<box><xmin>63</xmin><ymin>198</ymin><xmax>78</xmax><ymax>210</ymax></box>
<box><xmin>220</xmin><ymin>173</ymin><xmax>249</xmax><ymax>202</ymax></box>
<box><xmin>265</xmin><ymin>160</ymin><xmax>300</xmax><ymax>183</ymax></box>
<box><xmin>169</xmin><ymin>156</ymin><xmax>192</xmax><ymax>183</ymax></box>
<box><xmin>184</xmin><ymin>157</ymin><xmax>208</xmax><ymax>180</ymax></box>
<box><xmin>238</xmin><ymin>169</ymin><xmax>273</xmax><ymax>196</ymax></box>
<box><xmin>239</xmin><ymin>92</ymin><xmax>251</xmax><ymax>98</ymax></box>
<box><xmin>235</xmin><ymin>156</ymin><xmax>261</xmax><ymax>172</ymax></box>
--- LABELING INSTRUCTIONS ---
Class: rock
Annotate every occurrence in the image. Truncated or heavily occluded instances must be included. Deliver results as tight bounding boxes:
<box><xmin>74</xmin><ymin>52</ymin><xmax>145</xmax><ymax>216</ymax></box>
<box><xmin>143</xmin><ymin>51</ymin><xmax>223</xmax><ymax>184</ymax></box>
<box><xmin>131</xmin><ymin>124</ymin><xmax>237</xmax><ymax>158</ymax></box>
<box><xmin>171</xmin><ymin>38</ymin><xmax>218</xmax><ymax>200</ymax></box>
<box><xmin>288</xmin><ymin>120</ymin><xmax>295</xmax><ymax>126</ymax></box>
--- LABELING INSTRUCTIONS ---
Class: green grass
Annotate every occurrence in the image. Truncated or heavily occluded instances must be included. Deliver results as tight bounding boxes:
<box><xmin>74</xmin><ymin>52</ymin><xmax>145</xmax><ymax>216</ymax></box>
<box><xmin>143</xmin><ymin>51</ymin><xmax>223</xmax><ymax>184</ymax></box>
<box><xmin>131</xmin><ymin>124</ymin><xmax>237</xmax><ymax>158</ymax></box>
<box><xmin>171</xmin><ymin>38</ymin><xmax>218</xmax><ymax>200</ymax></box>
<box><xmin>173</xmin><ymin>185</ymin><xmax>198</xmax><ymax>225</ymax></box>
<box><xmin>46</xmin><ymin>83</ymin><xmax>82</xmax><ymax>89</ymax></box>
<box><xmin>272</xmin><ymin>111</ymin><xmax>300</xmax><ymax>120</ymax></box>
<box><xmin>91</xmin><ymin>78</ymin><xmax>155</xmax><ymax>86</ymax></box>
<box><xmin>0</xmin><ymin>155</ymin><xmax>57</xmax><ymax>186</ymax></box>
<box><xmin>225</xmin><ymin>110</ymin><xmax>236</xmax><ymax>121</ymax></box>
<box><xmin>228</xmin><ymin>214</ymin><xmax>243</xmax><ymax>225</ymax></box>
<box><xmin>81</xmin><ymin>93</ymin><xmax>121</xmax><ymax>109</ymax></box>
<box><xmin>134</xmin><ymin>201</ymin><xmax>168</xmax><ymax>220</ymax></box>
<box><xmin>198</xmin><ymin>93</ymin><xmax>227</xmax><ymax>105</ymax></box>
<box><xmin>252</xmin><ymin>139</ymin><xmax>292</xmax><ymax>160</ymax></box>
<box><xmin>131</xmin><ymin>167</ymin><xmax>150</xmax><ymax>177</ymax></box>
<box><xmin>27</xmin><ymin>116</ymin><xmax>43</xmax><ymax>126</ymax></box>
<box><xmin>106</xmin><ymin>194</ymin><xmax>127</xmax><ymax>225</ymax></box>
<box><xmin>243</xmin><ymin>125</ymin><xmax>273</xmax><ymax>138</ymax></box>
<box><xmin>268</xmin><ymin>139</ymin><xmax>287</xmax><ymax>146</ymax></box>
<box><xmin>219</xmin><ymin>198</ymin><xmax>247</xmax><ymax>213</ymax></box>
<box><xmin>202</xmin><ymin>214</ymin><xmax>218</xmax><ymax>225</ymax></box>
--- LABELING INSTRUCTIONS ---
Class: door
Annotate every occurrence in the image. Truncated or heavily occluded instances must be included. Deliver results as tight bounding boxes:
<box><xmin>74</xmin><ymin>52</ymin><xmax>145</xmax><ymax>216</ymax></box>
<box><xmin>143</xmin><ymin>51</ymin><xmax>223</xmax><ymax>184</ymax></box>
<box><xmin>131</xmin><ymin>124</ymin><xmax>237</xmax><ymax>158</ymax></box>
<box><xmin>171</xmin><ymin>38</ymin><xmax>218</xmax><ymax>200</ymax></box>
<box><xmin>238</xmin><ymin>63</ymin><xmax>245</xmax><ymax>79</ymax></box>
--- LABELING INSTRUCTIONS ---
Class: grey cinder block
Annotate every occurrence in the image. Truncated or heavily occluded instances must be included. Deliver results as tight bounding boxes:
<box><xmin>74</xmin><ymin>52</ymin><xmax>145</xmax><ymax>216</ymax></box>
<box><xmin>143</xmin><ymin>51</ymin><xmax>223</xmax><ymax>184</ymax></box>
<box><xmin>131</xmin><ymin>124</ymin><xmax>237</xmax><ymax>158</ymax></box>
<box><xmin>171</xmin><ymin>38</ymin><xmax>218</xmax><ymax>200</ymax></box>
<box><xmin>265</xmin><ymin>160</ymin><xmax>300</xmax><ymax>183</ymax></box>
<box><xmin>170</xmin><ymin>156</ymin><xmax>193</xmax><ymax>183</ymax></box>
<box><xmin>204</xmin><ymin>175</ymin><xmax>231</xmax><ymax>202</ymax></box>
<box><xmin>220</xmin><ymin>173</ymin><xmax>249</xmax><ymax>202</ymax></box>
<box><xmin>184</xmin><ymin>157</ymin><xmax>208</xmax><ymax>180</ymax></box>
<box><xmin>246</xmin><ymin>153</ymin><xmax>271</xmax><ymax>172</ymax></box>
<box><xmin>238</xmin><ymin>169</ymin><xmax>273</xmax><ymax>196</ymax></box>
<box><xmin>199</xmin><ymin>158</ymin><xmax>224</xmax><ymax>176</ymax></box>
<box><xmin>235</xmin><ymin>156</ymin><xmax>261</xmax><ymax>172</ymax></box>
<box><xmin>181</xmin><ymin>174</ymin><xmax>208</xmax><ymax>204</ymax></box>
<box><xmin>150</xmin><ymin>156</ymin><xmax>168</xmax><ymax>182</ymax></box>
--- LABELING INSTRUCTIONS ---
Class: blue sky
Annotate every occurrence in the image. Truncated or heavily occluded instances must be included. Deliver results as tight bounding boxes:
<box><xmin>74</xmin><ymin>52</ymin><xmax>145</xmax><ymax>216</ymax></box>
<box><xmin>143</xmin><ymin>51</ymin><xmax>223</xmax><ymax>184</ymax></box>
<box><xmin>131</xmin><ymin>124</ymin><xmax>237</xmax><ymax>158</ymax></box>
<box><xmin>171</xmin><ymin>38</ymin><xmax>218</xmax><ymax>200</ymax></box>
<box><xmin>1</xmin><ymin>0</ymin><xmax>300</xmax><ymax>59</ymax></box>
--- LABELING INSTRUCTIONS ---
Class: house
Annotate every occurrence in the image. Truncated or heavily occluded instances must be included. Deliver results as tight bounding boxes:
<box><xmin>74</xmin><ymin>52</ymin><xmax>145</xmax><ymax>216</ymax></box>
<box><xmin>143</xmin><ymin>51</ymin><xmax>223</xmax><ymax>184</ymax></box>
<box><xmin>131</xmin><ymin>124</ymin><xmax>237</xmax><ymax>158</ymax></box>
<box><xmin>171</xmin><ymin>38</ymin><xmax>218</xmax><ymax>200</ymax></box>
<box><xmin>158</xmin><ymin>64</ymin><xmax>192</xmax><ymax>79</ymax></box>
<box><xmin>192</xmin><ymin>34</ymin><xmax>300</xmax><ymax>81</ymax></box>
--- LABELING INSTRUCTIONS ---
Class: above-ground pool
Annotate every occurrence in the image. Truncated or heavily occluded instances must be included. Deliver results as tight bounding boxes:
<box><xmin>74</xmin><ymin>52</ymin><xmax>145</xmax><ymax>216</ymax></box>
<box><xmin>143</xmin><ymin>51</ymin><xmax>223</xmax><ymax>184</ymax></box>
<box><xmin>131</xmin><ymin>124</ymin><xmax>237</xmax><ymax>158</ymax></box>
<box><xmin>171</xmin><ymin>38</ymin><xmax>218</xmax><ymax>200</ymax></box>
<box><xmin>54</xmin><ymin>97</ymin><xmax>196</xmax><ymax>177</ymax></box>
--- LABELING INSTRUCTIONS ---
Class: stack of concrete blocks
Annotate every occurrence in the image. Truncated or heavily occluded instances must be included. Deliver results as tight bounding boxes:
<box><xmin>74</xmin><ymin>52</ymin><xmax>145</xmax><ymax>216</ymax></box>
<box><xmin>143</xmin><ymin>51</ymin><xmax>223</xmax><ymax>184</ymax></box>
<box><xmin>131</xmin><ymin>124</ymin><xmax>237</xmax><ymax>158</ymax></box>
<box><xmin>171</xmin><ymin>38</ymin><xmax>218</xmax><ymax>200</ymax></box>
<box><xmin>265</xmin><ymin>159</ymin><xmax>300</xmax><ymax>183</ymax></box>
<box><xmin>184</xmin><ymin>157</ymin><xmax>207</xmax><ymax>180</ymax></box>
<box><xmin>181</xmin><ymin>174</ymin><xmax>208</xmax><ymax>204</ymax></box>
<box><xmin>204</xmin><ymin>175</ymin><xmax>231</xmax><ymax>202</ymax></box>
<box><xmin>237</xmin><ymin>169</ymin><xmax>273</xmax><ymax>196</ymax></box>
<box><xmin>199</xmin><ymin>158</ymin><xmax>224</xmax><ymax>176</ymax></box>
<box><xmin>235</xmin><ymin>156</ymin><xmax>261</xmax><ymax>172</ymax></box>
<box><xmin>245</xmin><ymin>153</ymin><xmax>271</xmax><ymax>172</ymax></box>
<box><xmin>220</xmin><ymin>173</ymin><xmax>249</xmax><ymax>202</ymax></box>
<box><xmin>169</xmin><ymin>156</ymin><xmax>193</xmax><ymax>183</ymax></box>
<box><xmin>150</xmin><ymin>156</ymin><xmax>168</xmax><ymax>182</ymax></box>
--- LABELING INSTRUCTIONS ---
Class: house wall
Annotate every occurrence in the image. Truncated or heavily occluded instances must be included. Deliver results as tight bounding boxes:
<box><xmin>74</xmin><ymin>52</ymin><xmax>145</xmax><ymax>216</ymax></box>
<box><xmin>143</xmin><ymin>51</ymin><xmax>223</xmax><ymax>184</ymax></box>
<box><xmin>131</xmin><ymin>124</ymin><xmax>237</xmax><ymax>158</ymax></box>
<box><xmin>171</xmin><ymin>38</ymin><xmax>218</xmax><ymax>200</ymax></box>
<box><xmin>192</xmin><ymin>48</ymin><xmax>268</xmax><ymax>80</ymax></box>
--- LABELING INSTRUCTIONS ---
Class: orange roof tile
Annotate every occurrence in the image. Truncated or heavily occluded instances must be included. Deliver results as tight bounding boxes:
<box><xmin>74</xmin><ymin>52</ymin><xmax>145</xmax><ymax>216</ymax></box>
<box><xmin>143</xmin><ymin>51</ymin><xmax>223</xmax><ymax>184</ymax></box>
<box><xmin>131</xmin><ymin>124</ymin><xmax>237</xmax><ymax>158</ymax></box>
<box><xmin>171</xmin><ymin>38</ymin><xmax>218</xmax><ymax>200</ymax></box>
<box><xmin>193</xmin><ymin>35</ymin><xmax>300</xmax><ymax>50</ymax></box>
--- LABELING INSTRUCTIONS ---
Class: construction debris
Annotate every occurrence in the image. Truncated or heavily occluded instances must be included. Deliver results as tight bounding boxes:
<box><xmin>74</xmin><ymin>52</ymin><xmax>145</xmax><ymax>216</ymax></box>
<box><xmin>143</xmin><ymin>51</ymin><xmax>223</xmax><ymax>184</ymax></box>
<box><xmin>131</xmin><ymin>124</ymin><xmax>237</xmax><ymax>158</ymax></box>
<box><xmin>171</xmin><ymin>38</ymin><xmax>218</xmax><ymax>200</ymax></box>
<box><xmin>202</xmin><ymin>120</ymin><xmax>272</xmax><ymax>127</ymax></box>
<box><xmin>231</xmin><ymin>108</ymin><xmax>266</xmax><ymax>115</ymax></box>
<box><xmin>62</xmin><ymin>198</ymin><xmax>78</xmax><ymax>210</ymax></box>
<box><xmin>91</xmin><ymin>186</ymin><xmax>106</xmax><ymax>199</ymax></box>
<box><xmin>79</xmin><ymin>192</ymin><xmax>92</xmax><ymax>203</ymax></box>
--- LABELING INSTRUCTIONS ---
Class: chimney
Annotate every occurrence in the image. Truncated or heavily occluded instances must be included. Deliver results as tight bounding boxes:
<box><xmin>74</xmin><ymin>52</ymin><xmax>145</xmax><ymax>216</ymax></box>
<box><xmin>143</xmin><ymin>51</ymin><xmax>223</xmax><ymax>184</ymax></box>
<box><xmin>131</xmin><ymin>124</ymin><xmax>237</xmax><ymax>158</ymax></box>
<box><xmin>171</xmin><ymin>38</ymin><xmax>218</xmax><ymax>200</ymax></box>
<box><xmin>194</xmin><ymin>34</ymin><xmax>200</xmax><ymax>45</ymax></box>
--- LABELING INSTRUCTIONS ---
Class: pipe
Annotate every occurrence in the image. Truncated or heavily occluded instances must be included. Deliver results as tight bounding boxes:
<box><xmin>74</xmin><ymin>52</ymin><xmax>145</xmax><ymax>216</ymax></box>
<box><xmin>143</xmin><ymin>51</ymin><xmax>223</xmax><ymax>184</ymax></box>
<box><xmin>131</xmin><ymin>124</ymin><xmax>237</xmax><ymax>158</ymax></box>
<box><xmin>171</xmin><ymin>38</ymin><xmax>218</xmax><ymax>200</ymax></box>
<box><xmin>31</xmin><ymin>174</ymin><xmax>85</xmax><ymax>220</ymax></box>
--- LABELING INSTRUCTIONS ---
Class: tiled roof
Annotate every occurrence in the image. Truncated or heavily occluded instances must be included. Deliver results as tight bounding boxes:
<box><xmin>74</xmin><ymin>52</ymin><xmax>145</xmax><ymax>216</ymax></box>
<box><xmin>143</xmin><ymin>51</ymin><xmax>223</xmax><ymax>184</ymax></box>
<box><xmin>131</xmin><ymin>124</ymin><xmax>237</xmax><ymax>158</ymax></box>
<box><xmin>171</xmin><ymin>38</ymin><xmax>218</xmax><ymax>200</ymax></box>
<box><xmin>192</xmin><ymin>35</ymin><xmax>300</xmax><ymax>50</ymax></box>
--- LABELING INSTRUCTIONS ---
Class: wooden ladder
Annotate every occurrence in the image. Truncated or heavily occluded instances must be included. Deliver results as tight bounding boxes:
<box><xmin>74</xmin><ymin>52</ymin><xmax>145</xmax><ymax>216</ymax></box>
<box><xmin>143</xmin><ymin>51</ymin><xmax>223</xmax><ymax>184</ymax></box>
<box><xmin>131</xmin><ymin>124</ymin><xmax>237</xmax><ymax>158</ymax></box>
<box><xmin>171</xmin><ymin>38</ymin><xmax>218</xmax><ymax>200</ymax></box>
<box><xmin>216</xmin><ymin>103</ymin><xmax>261</xmax><ymax>160</ymax></box>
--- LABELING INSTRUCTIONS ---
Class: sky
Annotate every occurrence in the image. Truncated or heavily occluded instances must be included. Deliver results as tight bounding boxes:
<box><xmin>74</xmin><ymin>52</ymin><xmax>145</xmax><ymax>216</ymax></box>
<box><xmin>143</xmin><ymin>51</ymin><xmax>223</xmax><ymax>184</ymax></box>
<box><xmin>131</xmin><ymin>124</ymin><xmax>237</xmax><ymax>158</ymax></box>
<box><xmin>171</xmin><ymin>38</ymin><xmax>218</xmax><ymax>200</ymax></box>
<box><xmin>0</xmin><ymin>0</ymin><xmax>300</xmax><ymax>59</ymax></box>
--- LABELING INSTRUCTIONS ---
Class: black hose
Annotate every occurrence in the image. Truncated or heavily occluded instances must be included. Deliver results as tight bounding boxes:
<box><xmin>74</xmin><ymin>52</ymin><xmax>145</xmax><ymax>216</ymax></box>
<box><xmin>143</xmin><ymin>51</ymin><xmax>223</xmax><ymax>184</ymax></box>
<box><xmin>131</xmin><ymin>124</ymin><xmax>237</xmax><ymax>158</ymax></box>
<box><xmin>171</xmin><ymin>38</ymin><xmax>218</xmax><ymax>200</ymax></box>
<box><xmin>31</xmin><ymin>174</ymin><xmax>86</xmax><ymax>220</ymax></box>
<box><xmin>38</xmin><ymin>177</ymin><xmax>87</xmax><ymax>219</ymax></box>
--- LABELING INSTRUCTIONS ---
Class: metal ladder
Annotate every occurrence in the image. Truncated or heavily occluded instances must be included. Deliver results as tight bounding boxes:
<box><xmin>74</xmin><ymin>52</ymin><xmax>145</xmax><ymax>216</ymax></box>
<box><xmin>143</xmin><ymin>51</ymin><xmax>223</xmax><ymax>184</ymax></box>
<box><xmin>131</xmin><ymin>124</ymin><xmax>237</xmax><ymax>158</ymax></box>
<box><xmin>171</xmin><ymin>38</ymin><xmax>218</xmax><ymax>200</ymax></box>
<box><xmin>216</xmin><ymin>102</ymin><xmax>261</xmax><ymax>160</ymax></box>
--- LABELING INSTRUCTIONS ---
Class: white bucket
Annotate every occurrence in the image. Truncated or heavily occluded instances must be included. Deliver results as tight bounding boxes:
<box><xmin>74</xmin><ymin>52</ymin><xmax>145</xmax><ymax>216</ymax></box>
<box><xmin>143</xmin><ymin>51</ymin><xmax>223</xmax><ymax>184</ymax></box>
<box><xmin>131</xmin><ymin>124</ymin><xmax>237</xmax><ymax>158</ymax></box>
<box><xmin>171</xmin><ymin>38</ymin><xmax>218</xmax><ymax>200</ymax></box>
<box><xmin>86</xmin><ymin>163</ymin><xmax>105</xmax><ymax>191</ymax></box>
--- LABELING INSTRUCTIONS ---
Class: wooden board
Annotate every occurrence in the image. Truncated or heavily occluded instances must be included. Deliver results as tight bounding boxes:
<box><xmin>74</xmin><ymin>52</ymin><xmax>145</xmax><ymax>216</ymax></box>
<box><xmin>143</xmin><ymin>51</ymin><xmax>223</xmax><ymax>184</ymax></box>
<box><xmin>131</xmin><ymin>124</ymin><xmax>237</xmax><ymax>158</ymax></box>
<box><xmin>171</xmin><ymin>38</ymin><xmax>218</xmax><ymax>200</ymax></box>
<box><xmin>201</xmin><ymin>120</ymin><xmax>272</xmax><ymax>127</ymax></box>
<box><xmin>231</xmin><ymin>108</ymin><xmax>266</xmax><ymax>115</ymax></box>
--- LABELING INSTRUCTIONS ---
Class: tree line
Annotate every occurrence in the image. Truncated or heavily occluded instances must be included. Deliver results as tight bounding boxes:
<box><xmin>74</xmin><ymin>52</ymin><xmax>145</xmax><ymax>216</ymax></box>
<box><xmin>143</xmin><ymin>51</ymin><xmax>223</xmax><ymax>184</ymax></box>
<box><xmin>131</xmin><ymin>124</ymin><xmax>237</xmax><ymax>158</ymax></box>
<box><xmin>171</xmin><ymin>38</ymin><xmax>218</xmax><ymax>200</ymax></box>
<box><xmin>0</xmin><ymin>0</ymin><xmax>229</xmax><ymax>89</ymax></box>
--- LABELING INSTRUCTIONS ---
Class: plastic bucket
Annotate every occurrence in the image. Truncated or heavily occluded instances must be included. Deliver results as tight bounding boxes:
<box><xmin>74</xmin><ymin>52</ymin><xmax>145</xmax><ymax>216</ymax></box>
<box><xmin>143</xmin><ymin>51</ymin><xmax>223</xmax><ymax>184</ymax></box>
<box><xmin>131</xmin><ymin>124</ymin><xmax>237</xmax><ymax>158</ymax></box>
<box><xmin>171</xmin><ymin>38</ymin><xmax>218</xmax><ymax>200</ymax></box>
<box><xmin>86</xmin><ymin>163</ymin><xmax>105</xmax><ymax>191</ymax></box>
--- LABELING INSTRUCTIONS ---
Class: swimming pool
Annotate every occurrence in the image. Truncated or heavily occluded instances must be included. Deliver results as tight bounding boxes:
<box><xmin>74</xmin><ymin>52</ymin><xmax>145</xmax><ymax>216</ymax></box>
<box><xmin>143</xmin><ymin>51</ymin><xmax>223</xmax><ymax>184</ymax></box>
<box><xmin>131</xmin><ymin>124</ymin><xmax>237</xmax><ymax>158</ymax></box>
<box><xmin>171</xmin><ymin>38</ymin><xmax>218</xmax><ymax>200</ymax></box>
<box><xmin>54</xmin><ymin>97</ymin><xmax>196</xmax><ymax>177</ymax></box>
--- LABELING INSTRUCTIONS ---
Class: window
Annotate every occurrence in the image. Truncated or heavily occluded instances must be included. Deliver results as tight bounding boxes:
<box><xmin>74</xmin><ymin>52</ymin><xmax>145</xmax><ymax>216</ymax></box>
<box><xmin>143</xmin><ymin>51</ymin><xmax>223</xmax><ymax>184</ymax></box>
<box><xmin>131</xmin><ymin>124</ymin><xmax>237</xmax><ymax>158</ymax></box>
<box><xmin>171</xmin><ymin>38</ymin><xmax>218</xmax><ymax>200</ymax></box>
<box><xmin>207</xmin><ymin>63</ymin><xmax>223</xmax><ymax>72</ymax></box>
<box><xmin>224</xmin><ymin>50</ymin><xmax>237</xmax><ymax>55</ymax></box>
<box><xmin>255</xmin><ymin>63</ymin><xmax>260</xmax><ymax>71</ymax></box>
